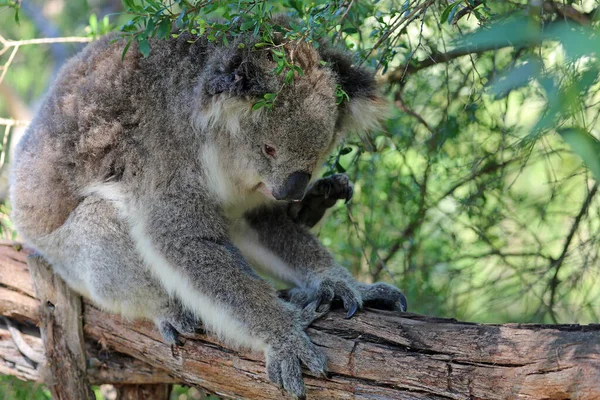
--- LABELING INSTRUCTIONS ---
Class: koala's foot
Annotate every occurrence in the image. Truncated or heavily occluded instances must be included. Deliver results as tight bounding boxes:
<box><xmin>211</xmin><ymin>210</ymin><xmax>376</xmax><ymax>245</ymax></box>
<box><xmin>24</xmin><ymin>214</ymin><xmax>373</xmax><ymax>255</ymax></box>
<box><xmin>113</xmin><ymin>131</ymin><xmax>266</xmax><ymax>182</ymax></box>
<box><xmin>358</xmin><ymin>282</ymin><xmax>408</xmax><ymax>312</ymax></box>
<box><xmin>155</xmin><ymin>300</ymin><xmax>202</xmax><ymax>345</ymax></box>
<box><xmin>266</xmin><ymin>329</ymin><xmax>327</xmax><ymax>399</ymax></box>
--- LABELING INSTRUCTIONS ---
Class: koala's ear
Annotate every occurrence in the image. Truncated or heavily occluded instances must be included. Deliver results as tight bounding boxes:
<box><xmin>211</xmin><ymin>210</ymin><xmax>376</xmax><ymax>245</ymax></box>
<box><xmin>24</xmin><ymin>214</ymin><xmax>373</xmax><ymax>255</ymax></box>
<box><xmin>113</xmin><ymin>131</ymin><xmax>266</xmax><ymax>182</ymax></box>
<box><xmin>320</xmin><ymin>48</ymin><xmax>388</xmax><ymax>133</ymax></box>
<box><xmin>205</xmin><ymin>51</ymin><xmax>270</xmax><ymax>97</ymax></box>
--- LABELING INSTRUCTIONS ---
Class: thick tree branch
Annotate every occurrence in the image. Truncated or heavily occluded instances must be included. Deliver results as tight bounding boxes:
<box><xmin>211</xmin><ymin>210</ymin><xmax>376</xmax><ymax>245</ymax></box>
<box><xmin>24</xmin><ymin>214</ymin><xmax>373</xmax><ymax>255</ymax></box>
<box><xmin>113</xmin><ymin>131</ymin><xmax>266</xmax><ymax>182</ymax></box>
<box><xmin>0</xmin><ymin>242</ymin><xmax>599</xmax><ymax>399</ymax></box>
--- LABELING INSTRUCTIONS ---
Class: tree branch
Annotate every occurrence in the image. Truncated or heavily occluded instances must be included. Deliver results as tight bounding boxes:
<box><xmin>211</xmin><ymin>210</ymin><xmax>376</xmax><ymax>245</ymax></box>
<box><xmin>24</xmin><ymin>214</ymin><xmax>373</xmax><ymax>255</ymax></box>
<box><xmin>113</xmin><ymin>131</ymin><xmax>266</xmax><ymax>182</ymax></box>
<box><xmin>0</xmin><ymin>242</ymin><xmax>599</xmax><ymax>399</ymax></box>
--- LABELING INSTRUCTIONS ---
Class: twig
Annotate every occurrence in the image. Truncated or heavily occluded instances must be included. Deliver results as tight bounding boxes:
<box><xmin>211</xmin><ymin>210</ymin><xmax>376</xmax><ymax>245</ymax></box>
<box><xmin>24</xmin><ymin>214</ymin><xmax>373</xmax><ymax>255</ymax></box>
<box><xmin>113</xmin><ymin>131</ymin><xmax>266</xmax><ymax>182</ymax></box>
<box><xmin>361</xmin><ymin>0</ymin><xmax>435</xmax><ymax>65</ymax></box>
<box><xmin>2</xmin><ymin>316</ymin><xmax>45</xmax><ymax>364</ymax></box>
<box><xmin>0</xmin><ymin>117</ymin><xmax>30</xmax><ymax>127</ymax></box>
<box><xmin>0</xmin><ymin>34</ymin><xmax>92</xmax><ymax>85</ymax></box>
<box><xmin>547</xmin><ymin>182</ymin><xmax>599</xmax><ymax>323</ymax></box>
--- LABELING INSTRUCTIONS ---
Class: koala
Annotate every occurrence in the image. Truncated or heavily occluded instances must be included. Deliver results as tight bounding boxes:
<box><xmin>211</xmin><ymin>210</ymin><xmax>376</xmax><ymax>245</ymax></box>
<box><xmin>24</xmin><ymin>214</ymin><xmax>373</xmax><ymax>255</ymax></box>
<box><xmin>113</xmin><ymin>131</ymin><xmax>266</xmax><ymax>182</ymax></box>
<box><xmin>10</xmin><ymin>21</ymin><xmax>406</xmax><ymax>398</ymax></box>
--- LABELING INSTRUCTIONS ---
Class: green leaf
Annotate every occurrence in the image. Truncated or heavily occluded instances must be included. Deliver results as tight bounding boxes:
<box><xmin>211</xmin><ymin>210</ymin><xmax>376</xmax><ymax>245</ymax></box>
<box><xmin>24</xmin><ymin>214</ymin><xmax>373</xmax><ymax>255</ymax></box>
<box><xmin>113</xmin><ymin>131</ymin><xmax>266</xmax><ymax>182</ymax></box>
<box><xmin>121</xmin><ymin>39</ymin><xmax>132</xmax><ymax>61</ymax></box>
<box><xmin>157</xmin><ymin>19</ymin><xmax>171</xmax><ymax>39</ymax></box>
<box><xmin>122</xmin><ymin>0</ymin><xmax>135</xmax><ymax>10</ymax></box>
<box><xmin>455</xmin><ymin>17</ymin><xmax>540</xmax><ymax>51</ymax></box>
<box><xmin>440</xmin><ymin>2</ymin><xmax>461</xmax><ymax>24</ymax></box>
<box><xmin>138</xmin><ymin>38</ymin><xmax>151</xmax><ymax>58</ymax></box>
<box><xmin>89</xmin><ymin>13</ymin><xmax>98</xmax><ymax>34</ymax></box>
<box><xmin>558</xmin><ymin>128</ymin><xmax>600</xmax><ymax>180</ymax></box>
<box><xmin>488</xmin><ymin>57</ymin><xmax>542</xmax><ymax>98</ymax></box>
<box><xmin>285</xmin><ymin>69</ymin><xmax>294</xmax><ymax>83</ymax></box>
<box><xmin>240</xmin><ymin>20</ymin><xmax>255</xmax><ymax>31</ymax></box>
<box><xmin>144</xmin><ymin>17</ymin><xmax>156</xmax><ymax>36</ymax></box>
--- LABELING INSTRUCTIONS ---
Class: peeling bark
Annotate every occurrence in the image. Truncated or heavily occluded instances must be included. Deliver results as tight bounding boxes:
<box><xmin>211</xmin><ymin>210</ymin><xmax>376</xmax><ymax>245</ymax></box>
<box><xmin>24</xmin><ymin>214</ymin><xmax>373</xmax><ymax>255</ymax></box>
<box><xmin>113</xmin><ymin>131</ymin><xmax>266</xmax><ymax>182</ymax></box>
<box><xmin>0</xmin><ymin>242</ymin><xmax>598</xmax><ymax>400</ymax></box>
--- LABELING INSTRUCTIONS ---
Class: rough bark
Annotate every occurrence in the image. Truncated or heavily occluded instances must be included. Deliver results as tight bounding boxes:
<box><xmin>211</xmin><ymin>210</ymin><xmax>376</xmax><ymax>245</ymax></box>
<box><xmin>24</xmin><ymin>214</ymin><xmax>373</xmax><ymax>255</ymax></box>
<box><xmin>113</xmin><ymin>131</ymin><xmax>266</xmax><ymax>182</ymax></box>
<box><xmin>0</xmin><ymin>242</ymin><xmax>599</xmax><ymax>400</ymax></box>
<box><xmin>27</xmin><ymin>254</ymin><xmax>95</xmax><ymax>400</ymax></box>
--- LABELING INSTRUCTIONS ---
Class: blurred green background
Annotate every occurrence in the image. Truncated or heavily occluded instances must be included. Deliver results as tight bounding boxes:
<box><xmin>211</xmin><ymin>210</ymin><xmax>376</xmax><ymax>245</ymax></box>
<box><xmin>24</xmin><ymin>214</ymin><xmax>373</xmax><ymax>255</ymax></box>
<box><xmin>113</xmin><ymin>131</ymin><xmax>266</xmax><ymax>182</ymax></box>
<box><xmin>0</xmin><ymin>0</ymin><xmax>599</xmax><ymax>398</ymax></box>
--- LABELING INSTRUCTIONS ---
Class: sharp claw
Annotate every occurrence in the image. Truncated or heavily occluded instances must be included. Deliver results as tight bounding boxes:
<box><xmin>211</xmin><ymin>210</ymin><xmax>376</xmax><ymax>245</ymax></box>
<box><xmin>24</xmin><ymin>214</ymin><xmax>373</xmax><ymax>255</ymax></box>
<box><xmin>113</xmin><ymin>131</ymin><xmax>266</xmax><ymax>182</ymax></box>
<box><xmin>398</xmin><ymin>293</ymin><xmax>408</xmax><ymax>312</ymax></box>
<box><xmin>344</xmin><ymin>187</ymin><xmax>354</xmax><ymax>204</ymax></box>
<box><xmin>345</xmin><ymin>302</ymin><xmax>358</xmax><ymax>319</ymax></box>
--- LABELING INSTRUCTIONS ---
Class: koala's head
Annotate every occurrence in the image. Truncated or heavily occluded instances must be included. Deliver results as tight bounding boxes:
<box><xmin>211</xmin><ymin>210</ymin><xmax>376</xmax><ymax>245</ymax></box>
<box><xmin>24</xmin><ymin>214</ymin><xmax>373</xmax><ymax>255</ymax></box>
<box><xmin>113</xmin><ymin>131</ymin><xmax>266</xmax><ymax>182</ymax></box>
<box><xmin>196</xmin><ymin>28</ymin><xmax>386</xmax><ymax>203</ymax></box>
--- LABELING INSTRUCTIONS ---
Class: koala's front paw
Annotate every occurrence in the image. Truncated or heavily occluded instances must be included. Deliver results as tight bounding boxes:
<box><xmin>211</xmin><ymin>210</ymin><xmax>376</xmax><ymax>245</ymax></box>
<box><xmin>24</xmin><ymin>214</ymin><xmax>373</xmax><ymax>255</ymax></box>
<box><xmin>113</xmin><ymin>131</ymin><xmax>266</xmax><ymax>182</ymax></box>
<box><xmin>358</xmin><ymin>282</ymin><xmax>408</xmax><ymax>312</ymax></box>
<box><xmin>266</xmin><ymin>330</ymin><xmax>327</xmax><ymax>399</ymax></box>
<box><xmin>284</xmin><ymin>276</ymin><xmax>363</xmax><ymax>319</ymax></box>
<box><xmin>283</xmin><ymin>278</ymin><xmax>408</xmax><ymax>318</ymax></box>
<box><xmin>308</xmin><ymin>173</ymin><xmax>353</xmax><ymax>204</ymax></box>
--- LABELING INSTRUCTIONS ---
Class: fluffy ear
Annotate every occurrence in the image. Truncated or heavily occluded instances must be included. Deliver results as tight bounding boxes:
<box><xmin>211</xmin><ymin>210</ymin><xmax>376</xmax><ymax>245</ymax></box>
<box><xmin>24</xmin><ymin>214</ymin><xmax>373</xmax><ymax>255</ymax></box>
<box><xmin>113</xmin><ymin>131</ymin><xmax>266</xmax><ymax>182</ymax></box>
<box><xmin>320</xmin><ymin>48</ymin><xmax>389</xmax><ymax>133</ymax></box>
<box><xmin>205</xmin><ymin>50</ymin><xmax>271</xmax><ymax>97</ymax></box>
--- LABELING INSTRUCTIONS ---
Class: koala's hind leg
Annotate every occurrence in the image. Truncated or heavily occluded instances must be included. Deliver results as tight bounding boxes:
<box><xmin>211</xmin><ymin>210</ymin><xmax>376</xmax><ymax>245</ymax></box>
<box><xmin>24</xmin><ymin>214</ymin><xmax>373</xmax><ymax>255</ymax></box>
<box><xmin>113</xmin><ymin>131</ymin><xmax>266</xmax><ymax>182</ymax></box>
<box><xmin>32</xmin><ymin>196</ymin><xmax>199</xmax><ymax>345</ymax></box>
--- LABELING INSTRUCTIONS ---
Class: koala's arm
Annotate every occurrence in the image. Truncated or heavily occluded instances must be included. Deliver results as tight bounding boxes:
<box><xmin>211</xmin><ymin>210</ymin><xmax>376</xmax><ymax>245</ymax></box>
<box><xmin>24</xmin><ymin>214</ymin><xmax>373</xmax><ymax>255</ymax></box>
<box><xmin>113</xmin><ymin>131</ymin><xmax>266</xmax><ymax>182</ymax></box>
<box><xmin>117</xmin><ymin>179</ymin><xmax>326</xmax><ymax>398</ymax></box>
<box><xmin>243</xmin><ymin>202</ymin><xmax>407</xmax><ymax>316</ymax></box>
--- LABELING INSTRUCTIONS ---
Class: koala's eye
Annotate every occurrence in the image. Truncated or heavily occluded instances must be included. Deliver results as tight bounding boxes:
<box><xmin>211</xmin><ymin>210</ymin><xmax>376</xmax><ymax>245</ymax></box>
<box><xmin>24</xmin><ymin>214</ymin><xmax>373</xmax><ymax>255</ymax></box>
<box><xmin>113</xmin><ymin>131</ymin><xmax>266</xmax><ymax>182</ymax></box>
<box><xmin>263</xmin><ymin>144</ymin><xmax>277</xmax><ymax>158</ymax></box>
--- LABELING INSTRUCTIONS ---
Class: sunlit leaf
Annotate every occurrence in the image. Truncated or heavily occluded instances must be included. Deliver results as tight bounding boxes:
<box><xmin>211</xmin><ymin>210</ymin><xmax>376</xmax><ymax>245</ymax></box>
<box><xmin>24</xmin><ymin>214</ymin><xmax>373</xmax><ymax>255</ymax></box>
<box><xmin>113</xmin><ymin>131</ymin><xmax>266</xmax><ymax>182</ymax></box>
<box><xmin>558</xmin><ymin>128</ymin><xmax>600</xmax><ymax>180</ymax></box>
<box><xmin>488</xmin><ymin>57</ymin><xmax>542</xmax><ymax>98</ymax></box>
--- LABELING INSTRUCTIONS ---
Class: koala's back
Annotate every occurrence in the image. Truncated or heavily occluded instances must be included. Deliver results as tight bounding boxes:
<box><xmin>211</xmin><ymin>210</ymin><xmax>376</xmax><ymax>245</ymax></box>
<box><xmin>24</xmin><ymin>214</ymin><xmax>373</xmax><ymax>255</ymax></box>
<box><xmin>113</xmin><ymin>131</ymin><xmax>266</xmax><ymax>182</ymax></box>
<box><xmin>10</xmin><ymin>34</ymin><xmax>209</xmax><ymax>244</ymax></box>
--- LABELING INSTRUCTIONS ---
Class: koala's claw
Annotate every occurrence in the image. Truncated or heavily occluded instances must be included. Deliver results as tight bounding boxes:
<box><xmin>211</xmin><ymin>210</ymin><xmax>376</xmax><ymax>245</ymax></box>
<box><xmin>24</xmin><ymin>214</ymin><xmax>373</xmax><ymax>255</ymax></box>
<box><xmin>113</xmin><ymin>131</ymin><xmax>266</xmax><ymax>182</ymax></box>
<box><xmin>345</xmin><ymin>301</ymin><xmax>359</xmax><ymax>319</ymax></box>
<box><xmin>266</xmin><ymin>332</ymin><xmax>327</xmax><ymax>399</ymax></box>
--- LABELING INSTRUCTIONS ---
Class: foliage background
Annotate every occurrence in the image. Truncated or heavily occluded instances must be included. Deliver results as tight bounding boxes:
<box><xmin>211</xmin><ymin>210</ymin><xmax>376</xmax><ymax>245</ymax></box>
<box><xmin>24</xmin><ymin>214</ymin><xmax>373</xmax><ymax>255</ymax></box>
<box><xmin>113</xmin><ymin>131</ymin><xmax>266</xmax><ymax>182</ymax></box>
<box><xmin>0</xmin><ymin>0</ymin><xmax>599</xmax><ymax>398</ymax></box>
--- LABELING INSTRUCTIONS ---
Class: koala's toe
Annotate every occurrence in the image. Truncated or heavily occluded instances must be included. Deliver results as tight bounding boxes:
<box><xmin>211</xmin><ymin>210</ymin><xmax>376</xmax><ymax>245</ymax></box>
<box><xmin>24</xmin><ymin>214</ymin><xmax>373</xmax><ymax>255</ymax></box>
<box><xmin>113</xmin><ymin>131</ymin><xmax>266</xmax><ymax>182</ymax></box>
<box><xmin>330</xmin><ymin>281</ymin><xmax>362</xmax><ymax>319</ymax></box>
<box><xmin>328</xmin><ymin>173</ymin><xmax>353</xmax><ymax>202</ymax></box>
<box><xmin>281</xmin><ymin>287</ymin><xmax>313</xmax><ymax>309</ymax></box>
<box><xmin>298</xmin><ymin>340</ymin><xmax>327</xmax><ymax>376</ymax></box>
<box><xmin>156</xmin><ymin>320</ymin><xmax>184</xmax><ymax>346</ymax></box>
<box><xmin>280</xmin><ymin>358</ymin><xmax>306</xmax><ymax>399</ymax></box>
<box><xmin>266</xmin><ymin>359</ymin><xmax>283</xmax><ymax>388</ymax></box>
<box><xmin>314</xmin><ymin>280</ymin><xmax>335</xmax><ymax>309</ymax></box>
<box><xmin>300</xmin><ymin>299</ymin><xmax>331</xmax><ymax>328</ymax></box>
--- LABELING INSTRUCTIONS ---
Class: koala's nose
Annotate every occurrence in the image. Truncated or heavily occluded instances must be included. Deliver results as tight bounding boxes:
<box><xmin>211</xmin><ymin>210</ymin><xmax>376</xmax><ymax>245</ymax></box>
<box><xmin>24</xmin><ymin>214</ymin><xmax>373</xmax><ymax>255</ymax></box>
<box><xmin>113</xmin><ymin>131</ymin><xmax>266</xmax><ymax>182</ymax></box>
<box><xmin>274</xmin><ymin>171</ymin><xmax>311</xmax><ymax>202</ymax></box>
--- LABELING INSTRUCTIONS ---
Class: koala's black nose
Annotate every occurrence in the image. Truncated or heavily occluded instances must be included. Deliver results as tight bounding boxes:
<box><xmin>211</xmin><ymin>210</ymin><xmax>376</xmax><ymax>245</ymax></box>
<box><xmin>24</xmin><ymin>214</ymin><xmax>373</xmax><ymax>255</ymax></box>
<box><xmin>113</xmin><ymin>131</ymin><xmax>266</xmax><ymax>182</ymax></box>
<box><xmin>274</xmin><ymin>171</ymin><xmax>311</xmax><ymax>202</ymax></box>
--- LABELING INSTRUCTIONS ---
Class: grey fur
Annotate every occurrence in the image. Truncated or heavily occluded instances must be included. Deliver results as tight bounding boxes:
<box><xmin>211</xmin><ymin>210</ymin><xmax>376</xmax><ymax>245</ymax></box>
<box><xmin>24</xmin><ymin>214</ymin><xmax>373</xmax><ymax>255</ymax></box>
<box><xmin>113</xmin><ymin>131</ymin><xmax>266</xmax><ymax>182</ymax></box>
<box><xmin>10</xmin><ymin>23</ymin><xmax>403</xmax><ymax>398</ymax></box>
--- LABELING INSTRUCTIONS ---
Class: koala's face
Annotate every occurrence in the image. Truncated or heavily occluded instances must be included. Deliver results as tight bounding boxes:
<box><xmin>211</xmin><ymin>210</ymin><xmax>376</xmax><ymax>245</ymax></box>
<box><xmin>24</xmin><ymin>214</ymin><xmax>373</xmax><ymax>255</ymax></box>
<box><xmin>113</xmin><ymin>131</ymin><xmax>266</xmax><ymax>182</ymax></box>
<box><xmin>247</xmin><ymin>95</ymin><xmax>338</xmax><ymax>201</ymax></box>
<box><xmin>199</xmin><ymin>34</ymin><xmax>385</xmax><ymax>202</ymax></box>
